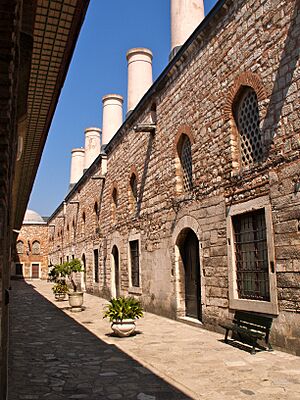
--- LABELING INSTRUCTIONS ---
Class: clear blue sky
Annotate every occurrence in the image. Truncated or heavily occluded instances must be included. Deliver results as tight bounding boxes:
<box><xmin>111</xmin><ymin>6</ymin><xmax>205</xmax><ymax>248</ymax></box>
<box><xmin>29</xmin><ymin>0</ymin><xmax>218</xmax><ymax>217</ymax></box>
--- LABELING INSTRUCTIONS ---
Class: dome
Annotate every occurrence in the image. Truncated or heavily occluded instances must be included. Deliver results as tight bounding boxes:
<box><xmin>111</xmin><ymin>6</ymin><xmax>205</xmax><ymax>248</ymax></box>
<box><xmin>23</xmin><ymin>209</ymin><xmax>45</xmax><ymax>224</ymax></box>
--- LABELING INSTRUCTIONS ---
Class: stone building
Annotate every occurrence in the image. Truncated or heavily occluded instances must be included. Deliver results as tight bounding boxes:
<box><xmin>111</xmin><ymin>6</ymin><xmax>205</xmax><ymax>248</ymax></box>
<box><xmin>12</xmin><ymin>210</ymin><xmax>48</xmax><ymax>280</ymax></box>
<box><xmin>44</xmin><ymin>0</ymin><xmax>300</xmax><ymax>356</ymax></box>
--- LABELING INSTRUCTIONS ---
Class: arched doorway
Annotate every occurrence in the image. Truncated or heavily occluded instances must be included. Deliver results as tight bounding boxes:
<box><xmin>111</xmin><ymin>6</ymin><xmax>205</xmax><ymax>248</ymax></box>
<box><xmin>112</xmin><ymin>245</ymin><xmax>120</xmax><ymax>297</ymax></box>
<box><xmin>179</xmin><ymin>229</ymin><xmax>202</xmax><ymax>320</ymax></box>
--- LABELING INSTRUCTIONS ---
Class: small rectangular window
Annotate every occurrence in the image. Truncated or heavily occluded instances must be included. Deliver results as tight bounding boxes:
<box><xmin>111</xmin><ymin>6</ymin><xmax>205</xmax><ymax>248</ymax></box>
<box><xmin>233</xmin><ymin>209</ymin><xmax>270</xmax><ymax>301</ymax></box>
<box><xmin>130</xmin><ymin>240</ymin><xmax>140</xmax><ymax>287</ymax></box>
<box><xmin>94</xmin><ymin>249</ymin><xmax>99</xmax><ymax>283</ymax></box>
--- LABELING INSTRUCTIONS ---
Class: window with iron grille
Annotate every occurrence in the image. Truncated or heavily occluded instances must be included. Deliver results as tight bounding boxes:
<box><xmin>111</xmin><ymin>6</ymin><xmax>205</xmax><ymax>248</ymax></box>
<box><xmin>94</xmin><ymin>248</ymin><xmax>99</xmax><ymax>283</ymax></box>
<box><xmin>16</xmin><ymin>240</ymin><xmax>24</xmax><ymax>254</ymax></box>
<box><xmin>32</xmin><ymin>240</ymin><xmax>40</xmax><ymax>255</ymax></box>
<box><xmin>234</xmin><ymin>87</ymin><xmax>264</xmax><ymax>167</ymax></box>
<box><xmin>180</xmin><ymin>135</ymin><xmax>193</xmax><ymax>192</ymax></box>
<box><xmin>232</xmin><ymin>209</ymin><xmax>270</xmax><ymax>301</ymax></box>
<box><xmin>130</xmin><ymin>173</ymin><xmax>138</xmax><ymax>207</ymax></box>
<box><xmin>130</xmin><ymin>240</ymin><xmax>140</xmax><ymax>287</ymax></box>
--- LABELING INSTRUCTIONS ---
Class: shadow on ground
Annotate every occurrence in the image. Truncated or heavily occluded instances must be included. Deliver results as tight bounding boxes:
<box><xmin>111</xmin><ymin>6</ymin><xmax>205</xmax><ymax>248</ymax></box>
<box><xmin>8</xmin><ymin>280</ymin><xmax>192</xmax><ymax>400</ymax></box>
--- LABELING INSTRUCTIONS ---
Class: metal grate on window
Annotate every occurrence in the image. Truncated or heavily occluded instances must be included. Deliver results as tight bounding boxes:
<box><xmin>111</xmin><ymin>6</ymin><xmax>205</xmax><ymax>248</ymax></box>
<box><xmin>236</xmin><ymin>88</ymin><xmax>264</xmax><ymax>167</ymax></box>
<box><xmin>180</xmin><ymin>135</ymin><xmax>193</xmax><ymax>192</ymax></box>
<box><xmin>233</xmin><ymin>209</ymin><xmax>270</xmax><ymax>301</ymax></box>
<box><xmin>130</xmin><ymin>240</ymin><xmax>140</xmax><ymax>287</ymax></box>
<box><xmin>32</xmin><ymin>241</ymin><xmax>40</xmax><ymax>255</ymax></box>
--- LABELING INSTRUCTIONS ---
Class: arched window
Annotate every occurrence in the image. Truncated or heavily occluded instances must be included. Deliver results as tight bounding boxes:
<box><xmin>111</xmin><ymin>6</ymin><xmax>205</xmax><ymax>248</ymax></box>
<box><xmin>178</xmin><ymin>134</ymin><xmax>193</xmax><ymax>192</ymax></box>
<box><xmin>234</xmin><ymin>87</ymin><xmax>263</xmax><ymax>167</ymax></box>
<box><xmin>32</xmin><ymin>241</ymin><xmax>40</xmax><ymax>255</ymax></box>
<box><xmin>16</xmin><ymin>240</ymin><xmax>24</xmax><ymax>254</ymax></box>
<box><xmin>129</xmin><ymin>173</ymin><xmax>138</xmax><ymax>210</ymax></box>
<box><xmin>112</xmin><ymin>187</ymin><xmax>118</xmax><ymax>223</ymax></box>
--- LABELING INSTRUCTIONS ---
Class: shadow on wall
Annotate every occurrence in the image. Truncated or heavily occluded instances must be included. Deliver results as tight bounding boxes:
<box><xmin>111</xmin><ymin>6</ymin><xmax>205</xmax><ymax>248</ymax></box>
<box><xmin>263</xmin><ymin>0</ymin><xmax>300</xmax><ymax>152</ymax></box>
<box><xmin>8</xmin><ymin>280</ymin><xmax>192</xmax><ymax>400</ymax></box>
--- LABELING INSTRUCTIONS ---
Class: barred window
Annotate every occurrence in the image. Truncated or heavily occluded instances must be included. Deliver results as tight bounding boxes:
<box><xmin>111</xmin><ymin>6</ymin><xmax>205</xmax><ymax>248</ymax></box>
<box><xmin>16</xmin><ymin>240</ymin><xmax>24</xmax><ymax>254</ymax></box>
<box><xmin>233</xmin><ymin>209</ymin><xmax>270</xmax><ymax>301</ymax></box>
<box><xmin>130</xmin><ymin>240</ymin><xmax>140</xmax><ymax>287</ymax></box>
<box><xmin>32</xmin><ymin>241</ymin><xmax>40</xmax><ymax>255</ymax></box>
<box><xmin>234</xmin><ymin>87</ymin><xmax>264</xmax><ymax>167</ymax></box>
<box><xmin>179</xmin><ymin>135</ymin><xmax>193</xmax><ymax>192</ymax></box>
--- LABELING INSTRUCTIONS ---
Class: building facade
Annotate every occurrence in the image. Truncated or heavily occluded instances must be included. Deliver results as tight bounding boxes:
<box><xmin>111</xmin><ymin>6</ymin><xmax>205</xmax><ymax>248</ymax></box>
<box><xmin>30</xmin><ymin>0</ymin><xmax>300</xmax><ymax>355</ymax></box>
<box><xmin>12</xmin><ymin>210</ymin><xmax>48</xmax><ymax>280</ymax></box>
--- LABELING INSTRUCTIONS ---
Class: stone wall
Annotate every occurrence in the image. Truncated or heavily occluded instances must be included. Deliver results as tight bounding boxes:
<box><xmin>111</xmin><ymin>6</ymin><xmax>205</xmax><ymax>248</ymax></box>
<box><xmin>48</xmin><ymin>0</ymin><xmax>300</xmax><ymax>355</ymax></box>
<box><xmin>14</xmin><ymin>224</ymin><xmax>49</xmax><ymax>280</ymax></box>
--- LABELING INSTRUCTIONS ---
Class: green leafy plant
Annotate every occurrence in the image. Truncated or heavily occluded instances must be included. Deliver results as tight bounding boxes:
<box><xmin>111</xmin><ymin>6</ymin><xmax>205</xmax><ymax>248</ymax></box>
<box><xmin>52</xmin><ymin>281</ymin><xmax>69</xmax><ymax>294</ymax></box>
<box><xmin>49</xmin><ymin>259</ymin><xmax>83</xmax><ymax>292</ymax></box>
<box><xmin>103</xmin><ymin>296</ymin><xmax>144</xmax><ymax>322</ymax></box>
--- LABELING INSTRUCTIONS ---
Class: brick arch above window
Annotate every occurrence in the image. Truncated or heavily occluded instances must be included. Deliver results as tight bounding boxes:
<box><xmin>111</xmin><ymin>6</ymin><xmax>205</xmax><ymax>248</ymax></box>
<box><xmin>174</xmin><ymin>125</ymin><xmax>194</xmax><ymax>194</ymax></box>
<box><xmin>224</xmin><ymin>72</ymin><xmax>266</xmax><ymax>121</ymax></box>
<box><xmin>174</xmin><ymin>124</ymin><xmax>195</xmax><ymax>155</ymax></box>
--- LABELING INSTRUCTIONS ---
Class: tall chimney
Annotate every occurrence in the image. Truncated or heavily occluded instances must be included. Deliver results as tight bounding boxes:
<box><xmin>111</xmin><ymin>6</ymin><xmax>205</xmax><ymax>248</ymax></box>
<box><xmin>84</xmin><ymin>127</ymin><xmax>101</xmax><ymax>170</ymax></box>
<box><xmin>102</xmin><ymin>94</ymin><xmax>123</xmax><ymax>146</ymax></box>
<box><xmin>171</xmin><ymin>0</ymin><xmax>205</xmax><ymax>57</ymax></box>
<box><xmin>126</xmin><ymin>48</ymin><xmax>153</xmax><ymax>113</ymax></box>
<box><xmin>69</xmin><ymin>148</ymin><xmax>85</xmax><ymax>190</ymax></box>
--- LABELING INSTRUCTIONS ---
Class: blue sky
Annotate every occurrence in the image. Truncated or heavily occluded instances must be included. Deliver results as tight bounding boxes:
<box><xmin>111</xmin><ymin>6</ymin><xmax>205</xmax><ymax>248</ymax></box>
<box><xmin>29</xmin><ymin>0</ymin><xmax>218</xmax><ymax>217</ymax></box>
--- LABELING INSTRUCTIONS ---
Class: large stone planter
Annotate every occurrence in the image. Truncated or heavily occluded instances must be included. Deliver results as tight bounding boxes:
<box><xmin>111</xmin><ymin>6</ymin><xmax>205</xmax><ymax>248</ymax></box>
<box><xmin>68</xmin><ymin>291</ymin><xmax>84</xmax><ymax>312</ymax></box>
<box><xmin>55</xmin><ymin>293</ymin><xmax>66</xmax><ymax>301</ymax></box>
<box><xmin>111</xmin><ymin>319</ymin><xmax>136</xmax><ymax>337</ymax></box>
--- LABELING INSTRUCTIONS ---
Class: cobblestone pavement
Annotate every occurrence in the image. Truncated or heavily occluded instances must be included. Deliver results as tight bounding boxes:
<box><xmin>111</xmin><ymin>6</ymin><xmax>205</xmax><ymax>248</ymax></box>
<box><xmin>9</xmin><ymin>280</ymin><xmax>300</xmax><ymax>400</ymax></box>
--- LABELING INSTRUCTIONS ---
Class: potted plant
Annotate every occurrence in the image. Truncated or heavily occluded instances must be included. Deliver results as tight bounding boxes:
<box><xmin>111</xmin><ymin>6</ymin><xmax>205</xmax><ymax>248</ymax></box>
<box><xmin>52</xmin><ymin>280</ymin><xmax>68</xmax><ymax>301</ymax></box>
<box><xmin>64</xmin><ymin>258</ymin><xmax>84</xmax><ymax>312</ymax></box>
<box><xmin>103</xmin><ymin>296</ymin><xmax>144</xmax><ymax>337</ymax></box>
<box><xmin>50</xmin><ymin>259</ymin><xmax>84</xmax><ymax>311</ymax></box>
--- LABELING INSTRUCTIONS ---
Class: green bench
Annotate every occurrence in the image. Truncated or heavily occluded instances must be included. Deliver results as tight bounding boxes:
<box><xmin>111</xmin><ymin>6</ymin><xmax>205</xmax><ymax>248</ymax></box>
<box><xmin>220</xmin><ymin>311</ymin><xmax>273</xmax><ymax>355</ymax></box>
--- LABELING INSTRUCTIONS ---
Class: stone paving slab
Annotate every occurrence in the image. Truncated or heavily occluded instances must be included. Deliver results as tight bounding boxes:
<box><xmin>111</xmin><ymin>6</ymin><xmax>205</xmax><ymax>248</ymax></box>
<box><xmin>8</xmin><ymin>280</ymin><xmax>300</xmax><ymax>400</ymax></box>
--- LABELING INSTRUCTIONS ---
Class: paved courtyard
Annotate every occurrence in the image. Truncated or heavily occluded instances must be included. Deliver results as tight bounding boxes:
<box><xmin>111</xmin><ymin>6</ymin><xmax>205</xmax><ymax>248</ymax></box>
<box><xmin>8</xmin><ymin>280</ymin><xmax>300</xmax><ymax>400</ymax></box>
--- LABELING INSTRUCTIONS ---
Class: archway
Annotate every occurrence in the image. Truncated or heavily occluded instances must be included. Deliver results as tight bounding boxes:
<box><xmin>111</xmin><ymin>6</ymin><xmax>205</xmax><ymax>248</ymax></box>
<box><xmin>111</xmin><ymin>245</ymin><xmax>120</xmax><ymax>297</ymax></box>
<box><xmin>177</xmin><ymin>228</ymin><xmax>202</xmax><ymax>321</ymax></box>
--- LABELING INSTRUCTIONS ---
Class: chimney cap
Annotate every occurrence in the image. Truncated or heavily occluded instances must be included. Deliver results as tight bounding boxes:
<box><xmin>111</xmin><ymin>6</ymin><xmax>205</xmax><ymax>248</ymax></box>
<box><xmin>84</xmin><ymin>127</ymin><xmax>101</xmax><ymax>133</ymax></box>
<box><xmin>126</xmin><ymin>47</ymin><xmax>153</xmax><ymax>60</ymax></box>
<box><xmin>102</xmin><ymin>94</ymin><xmax>124</xmax><ymax>103</ymax></box>
<box><xmin>71</xmin><ymin>148</ymin><xmax>85</xmax><ymax>153</ymax></box>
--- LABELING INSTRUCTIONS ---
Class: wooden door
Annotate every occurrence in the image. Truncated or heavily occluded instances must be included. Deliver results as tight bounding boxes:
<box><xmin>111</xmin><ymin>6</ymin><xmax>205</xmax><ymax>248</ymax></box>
<box><xmin>31</xmin><ymin>263</ymin><xmax>39</xmax><ymax>279</ymax></box>
<box><xmin>182</xmin><ymin>230</ymin><xmax>201</xmax><ymax>320</ymax></box>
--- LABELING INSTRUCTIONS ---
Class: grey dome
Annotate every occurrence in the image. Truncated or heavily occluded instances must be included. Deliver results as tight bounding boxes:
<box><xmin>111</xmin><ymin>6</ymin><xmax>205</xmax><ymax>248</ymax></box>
<box><xmin>23</xmin><ymin>209</ymin><xmax>45</xmax><ymax>224</ymax></box>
